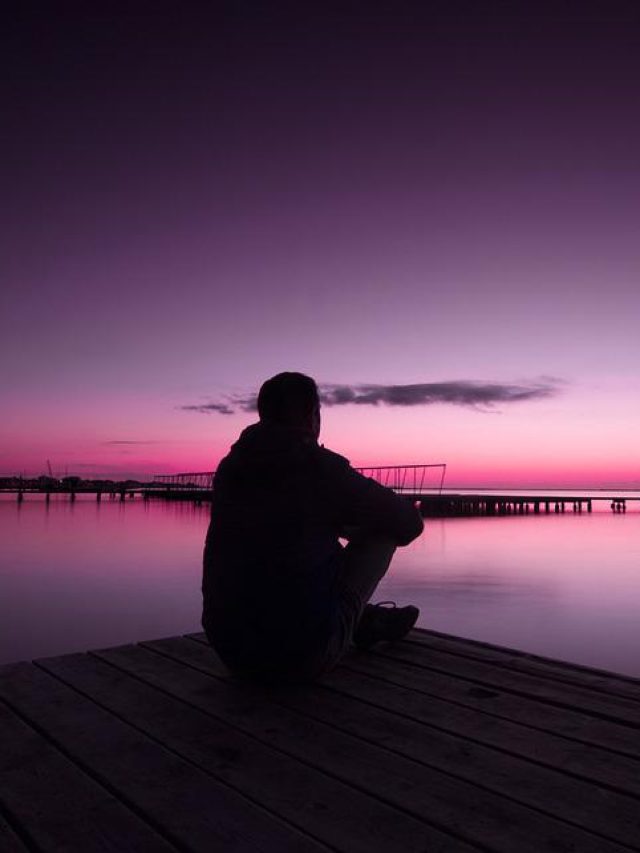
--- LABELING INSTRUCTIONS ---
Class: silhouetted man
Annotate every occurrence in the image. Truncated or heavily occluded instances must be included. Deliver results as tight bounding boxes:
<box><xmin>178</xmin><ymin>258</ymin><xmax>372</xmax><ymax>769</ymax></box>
<box><xmin>203</xmin><ymin>372</ymin><xmax>423</xmax><ymax>683</ymax></box>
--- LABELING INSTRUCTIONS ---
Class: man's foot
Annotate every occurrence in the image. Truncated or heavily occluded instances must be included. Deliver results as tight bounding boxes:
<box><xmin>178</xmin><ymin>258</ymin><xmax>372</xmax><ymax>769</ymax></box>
<box><xmin>353</xmin><ymin>601</ymin><xmax>420</xmax><ymax>650</ymax></box>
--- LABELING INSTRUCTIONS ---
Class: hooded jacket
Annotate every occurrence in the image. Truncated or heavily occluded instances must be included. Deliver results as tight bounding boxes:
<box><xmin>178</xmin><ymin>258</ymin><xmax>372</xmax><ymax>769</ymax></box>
<box><xmin>202</xmin><ymin>421</ymin><xmax>423</xmax><ymax>675</ymax></box>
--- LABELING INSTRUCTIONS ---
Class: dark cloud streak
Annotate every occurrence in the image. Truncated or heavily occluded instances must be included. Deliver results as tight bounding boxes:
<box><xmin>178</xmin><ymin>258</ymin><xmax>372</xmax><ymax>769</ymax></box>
<box><xmin>179</xmin><ymin>402</ymin><xmax>235</xmax><ymax>415</ymax></box>
<box><xmin>103</xmin><ymin>440</ymin><xmax>161</xmax><ymax>445</ymax></box>
<box><xmin>180</xmin><ymin>379</ymin><xmax>561</xmax><ymax>415</ymax></box>
<box><xmin>320</xmin><ymin>381</ymin><xmax>558</xmax><ymax>409</ymax></box>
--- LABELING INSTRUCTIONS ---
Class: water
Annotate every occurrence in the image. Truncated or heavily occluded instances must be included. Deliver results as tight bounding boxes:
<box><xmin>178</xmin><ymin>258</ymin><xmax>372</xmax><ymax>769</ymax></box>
<box><xmin>2</xmin><ymin>494</ymin><xmax>640</xmax><ymax>677</ymax></box>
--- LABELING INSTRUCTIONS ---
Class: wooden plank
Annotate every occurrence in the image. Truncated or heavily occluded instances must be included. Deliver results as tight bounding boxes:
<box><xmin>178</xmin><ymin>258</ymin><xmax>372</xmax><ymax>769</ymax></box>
<box><xmin>377</xmin><ymin>642</ymin><xmax>640</xmax><ymax>727</ymax></box>
<box><xmin>0</xmin><ymin>661</ymin><xmax>323</xmax><ymax>853</ymax></box>
<box><xmin>409</xmin><ymin>629</ymin><xmax>640</xmax><ymax>701</ymax></box>
<box><xmin>187</xmin><ymin>633</ymin><xmax>640</xmax><ymax>792</ymax></box>
<box><xmin>152</xmin><ymin>637</ymin><xmax>640</xmax><ymax>848</ymax></box>
<box><xmin>343</xmin><ymin>648</ymin><xmax>640</xmax><ymax>759</ymax></box>
<box><xmin>321</xmin><ymin>661</ymin><xmax>640</xmax><ymax>798</ymax></box>
<box><xmin>123</xmin><ymin>637</ymin><xmax>634</xmax><ymax>853</ymax></box>
<box><xmin>0</xmin><ymin>811</ymin><xmax>30</xmax><ymax>853</ymax></box>
<box><xmin>187</xmin><ymin>629</ymin><xmax>640</xmax><ymax>703</ymax></box>
<box><xmin>40</xmin><ymin>650</ymin><xmax>459</xmax><ymax>853</ymax></box>
<box><xmin>0</xmin><ymin>697</ymin><xmax>177</xmax><ymax>853</ymax></box>
<box><xmin>276</xmin><ymin>672</ymin><xmax>640</xmax><ymax>850</ymax></box>
<box><xmin>89</xmin><ymin>645</ymin><xmax>481</xmax><ymax>853</ymax></box>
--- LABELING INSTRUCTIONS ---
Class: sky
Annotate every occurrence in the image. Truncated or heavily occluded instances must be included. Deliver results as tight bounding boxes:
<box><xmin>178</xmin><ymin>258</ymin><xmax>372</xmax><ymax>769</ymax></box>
<box><xmin>3</xmin><ymin>1</ymin><xmax>640</xmax><ymax>487</ymax></box>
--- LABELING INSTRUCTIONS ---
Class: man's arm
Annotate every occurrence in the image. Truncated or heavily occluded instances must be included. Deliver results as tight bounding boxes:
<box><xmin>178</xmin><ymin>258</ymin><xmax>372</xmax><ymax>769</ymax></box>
<box><xmin>323</xmin><ymin>452</ymin><xmax>424</xmax><ymax>545</ymax></box>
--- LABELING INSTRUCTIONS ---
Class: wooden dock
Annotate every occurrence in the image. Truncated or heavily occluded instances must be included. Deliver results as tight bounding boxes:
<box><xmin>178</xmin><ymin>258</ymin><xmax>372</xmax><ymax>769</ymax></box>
<box><xmin>1</xmin><ymin>630</ymin><xmax>639</xmax><ymax>852</ymax></box>
<box><xmin>418</xmin><ymin>494</ymin><xmax>636</xmax><ymax>516</ymax></box>
<box><xmin>6</xmin><ymin>483</ymin><xmax>638</xmax><ymax>516</ymax></box>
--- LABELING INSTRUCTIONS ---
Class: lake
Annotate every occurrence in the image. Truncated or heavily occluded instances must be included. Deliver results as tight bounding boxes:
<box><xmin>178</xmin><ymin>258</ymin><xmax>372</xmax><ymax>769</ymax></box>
<box><xmin>2</xmin><ymin>494</ymin><xmax>640</xmax><ymax>677</ymax></box>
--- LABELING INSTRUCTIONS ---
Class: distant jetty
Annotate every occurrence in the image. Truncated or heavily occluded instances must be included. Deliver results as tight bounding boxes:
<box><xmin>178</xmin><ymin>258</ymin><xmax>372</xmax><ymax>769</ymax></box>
<box><xmin>418</xmin><ymin>494</ymin><xmax>631</xmax><ymax>516</ymax></box>
<box><xmin>144</xmin><ymin>488</ymin><xmax>633</xmax><ymax>516</ymax></box>
<box><xmin>148</xmin><ymin>467</ymin><xmax>636</xmax><ymax>515</ymax></box>
<box><xmin>0</xmin><ymin>475</ymin><xmax>145</xmax><ymax>503</ymax></box>
<box><xmin>2</xmin><ymin>470</ymin><xmax>636</xmax><ymax>515</ymax></box>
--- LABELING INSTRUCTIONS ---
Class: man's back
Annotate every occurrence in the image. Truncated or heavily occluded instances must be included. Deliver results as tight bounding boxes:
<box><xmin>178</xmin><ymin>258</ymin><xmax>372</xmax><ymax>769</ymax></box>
<box><xmin>202</xmin><ymin>373</ymin><xmax>422</xmax><ymax>676</ymax></box>
<box><xmin>203</xmin><ymin>422</ymin><xmax>345</xmax><ymax>640</ymax></box>
<box><xmin>202</xmin><ymin>373</ymin><xmax>423</xmax><ymax>682</ymax></box>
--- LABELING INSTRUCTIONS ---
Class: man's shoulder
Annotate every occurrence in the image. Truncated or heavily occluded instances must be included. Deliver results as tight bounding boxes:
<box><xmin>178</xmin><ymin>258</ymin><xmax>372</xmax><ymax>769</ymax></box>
<box><xmin>314</xmin><ymin>444</ymin><xmax>351</xmax><ymax>471</ymax></box>
<box><xmin>306</xmin><ymin>445</ymin><xmax>359</xmax><ymax>500</ymax></box>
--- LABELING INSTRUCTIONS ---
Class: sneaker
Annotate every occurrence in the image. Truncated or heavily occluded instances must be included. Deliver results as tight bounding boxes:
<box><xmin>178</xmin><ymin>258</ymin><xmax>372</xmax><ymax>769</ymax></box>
<box><xmin>353</xmin><ymin>601</ymin><xmax>420</xmax><ymax>650</ymax></box>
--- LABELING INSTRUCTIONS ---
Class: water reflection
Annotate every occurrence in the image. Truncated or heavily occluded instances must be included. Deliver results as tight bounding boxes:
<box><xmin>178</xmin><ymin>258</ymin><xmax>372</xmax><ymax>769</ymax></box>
<box><xmin>0</xmin><ymin>496</ymin><xmax>210</xmax><ymax>665</ymax></box>
<box><xmin>391</xmin><ymin>572</ymin><xmax>557</xmax><ymax>602</ymax></box>
<box><xmin>1</xmin><ymin>496</ymin><xmax>639</xmax><ymax>677</ymax></box>
<box><xmin>378</xmin><ymin>515</ymin><xmax>640</xmax><ymax>676</ymax></box>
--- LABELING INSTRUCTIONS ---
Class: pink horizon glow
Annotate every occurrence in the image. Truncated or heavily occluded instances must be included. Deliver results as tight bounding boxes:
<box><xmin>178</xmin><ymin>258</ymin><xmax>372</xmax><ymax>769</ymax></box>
<box><xmin>4</xmin><ymin>408</ymin><xmax>639</xmax><ymax>489</ymax></box>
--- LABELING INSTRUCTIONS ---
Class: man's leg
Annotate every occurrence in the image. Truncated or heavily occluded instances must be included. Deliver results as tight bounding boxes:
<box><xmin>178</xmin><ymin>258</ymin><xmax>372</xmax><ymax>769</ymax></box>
<box><xmin>340</xmin><ymin>533</ymin><xmax>397</xmax><ymax>607</ymax></box>
<box><xmin>320</xmin><ymin>531</ymin><xmax>422</xmax><ymax>675</ymax></box>
<box><xmin>317</xmin><ymin>534</ymin><xmax>397</xmax><ymax>673</ymax></box>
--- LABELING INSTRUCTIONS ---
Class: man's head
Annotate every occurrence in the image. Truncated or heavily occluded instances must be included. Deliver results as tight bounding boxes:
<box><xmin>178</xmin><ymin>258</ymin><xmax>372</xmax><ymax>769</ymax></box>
<box><xmin>257</xmin><ymin>372</ymin><xmax>321</xmax><ymax>439</ymax></box>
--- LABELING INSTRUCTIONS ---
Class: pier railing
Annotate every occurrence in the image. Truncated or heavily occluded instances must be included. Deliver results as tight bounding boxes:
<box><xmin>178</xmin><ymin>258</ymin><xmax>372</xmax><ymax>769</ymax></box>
<box><xmin>353</xmin><ymin>464</ymin><xmax>447</xmax><ymax>494</ymax></box>
<box><xmin>152</xmin><ymin>463</ymin><xmax>447</xmax><ymax>495</ymax></box>
<box><xmin>147</xmin><ymin>471</ymin><xmax>638</xmax><ymax>515</ymax></box>
<box><xmin>152</xmin><ymin>472</ymin><xmax>214</xmax><ymax>490</ymax></box>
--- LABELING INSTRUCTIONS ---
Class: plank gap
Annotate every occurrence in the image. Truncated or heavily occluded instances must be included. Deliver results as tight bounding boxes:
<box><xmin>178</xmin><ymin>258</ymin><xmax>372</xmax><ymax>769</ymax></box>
<box><xmin>0</xmin><ymin>801</ymin><xmax>37</xmax><ymax>853</ymax></box>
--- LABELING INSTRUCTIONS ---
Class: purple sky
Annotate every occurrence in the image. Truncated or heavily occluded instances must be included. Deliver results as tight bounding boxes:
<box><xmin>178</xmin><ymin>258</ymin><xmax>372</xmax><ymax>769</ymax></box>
<box><xmin>3</xmin><ymin>3</ymin><xmax>640</xmax><ymax>485</ymax></box>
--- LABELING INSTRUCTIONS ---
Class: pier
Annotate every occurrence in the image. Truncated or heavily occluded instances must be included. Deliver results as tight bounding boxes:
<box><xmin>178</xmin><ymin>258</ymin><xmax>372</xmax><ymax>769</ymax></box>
<box><xmin>151</xmin><ymin>464</ymin><xmax>448</xmax><ymax>496</ymax></box>
<box><xmin>150</xmin><ymin>467</ymin><xmax>638</xmax><ymax>515</ymax></box>
<box><xmin>1</xmin><ymin>478</ymin><xmax>144</xmax><ymax>504</ymax></box>
<box><xmin>3</xmin><ymin>466</ymin><xmax>638</xmax><ymax>515</ymax></box>
<box><xmin>419</xmin><ymin>493</ymin><xmax>635</xmax><ymax>516</ymax></box>
<box><xmin>2</xmin><ymin>630</ymin><xmax>639</xmax><ymax>851</ymax></box>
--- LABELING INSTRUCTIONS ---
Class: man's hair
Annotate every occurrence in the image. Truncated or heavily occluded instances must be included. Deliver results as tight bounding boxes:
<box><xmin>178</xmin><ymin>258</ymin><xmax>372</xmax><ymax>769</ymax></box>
<box><xmin>257</xmin><ymin>372</ymin><xmax>319</xmax><ymax>425</ymax></box>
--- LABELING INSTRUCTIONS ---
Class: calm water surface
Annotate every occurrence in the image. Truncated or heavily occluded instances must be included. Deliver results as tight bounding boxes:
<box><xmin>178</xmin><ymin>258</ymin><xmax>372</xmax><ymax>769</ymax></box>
<box><xmin>2</xmin><ymin>495</ymin><xmax>639</xmax><ymax>676</ymax></box>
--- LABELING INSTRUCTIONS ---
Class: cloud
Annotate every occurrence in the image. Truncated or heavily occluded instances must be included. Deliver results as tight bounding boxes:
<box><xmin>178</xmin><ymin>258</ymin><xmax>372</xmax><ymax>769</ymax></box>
<box><xmin>103</xmin><ymin>440</ymin><xmax>161</xmax><ymax>445</ymax></box>
<box><xmin>179</xmin><ymin>378</ymin><xmax>561</xmax><ymax>415</ymax></box>
<box><xmin>178</xmin><ymin>402</ymin><xmax>235</xmax><ymax>415</ymax></box>
<box><xmin>319</xmin><ymin>380</ymin><xmax>559</xmax><ymax>409</ymax></box>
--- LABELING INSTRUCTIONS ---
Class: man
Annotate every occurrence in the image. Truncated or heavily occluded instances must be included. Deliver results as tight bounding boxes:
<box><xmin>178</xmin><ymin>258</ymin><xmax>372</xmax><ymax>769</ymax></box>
<box><xmin>203</xmin><ymin>372</ymin><xmax>424</xmax><ymax>683</ymax></box>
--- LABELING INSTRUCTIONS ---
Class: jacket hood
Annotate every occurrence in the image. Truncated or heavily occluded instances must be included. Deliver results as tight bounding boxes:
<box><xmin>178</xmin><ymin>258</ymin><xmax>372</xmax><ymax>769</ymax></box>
<box><xmin>223</xmin><ymin>421</ymin><xmax>318</xmax><ymax>473</ymax></box>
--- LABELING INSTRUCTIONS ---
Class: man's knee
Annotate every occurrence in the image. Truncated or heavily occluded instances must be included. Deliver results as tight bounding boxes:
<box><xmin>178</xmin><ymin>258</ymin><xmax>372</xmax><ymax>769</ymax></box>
<box><xmin>340</xmin><ymin>533</ymin><xmax>396</xmax><ymax>605</ymax></box>
<box><xmin>344</xmin><ymin>533</ymin><xmax>397</xmax><ymax>561</ymax></box>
